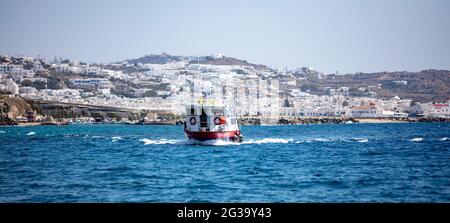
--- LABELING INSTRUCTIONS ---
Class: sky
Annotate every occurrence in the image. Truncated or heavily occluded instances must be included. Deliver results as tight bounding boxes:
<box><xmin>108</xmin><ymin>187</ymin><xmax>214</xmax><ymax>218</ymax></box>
<box><xmin>1</xmin><ymin>0</ymin><xmax>449</xmax><ymax>74</ymax></box>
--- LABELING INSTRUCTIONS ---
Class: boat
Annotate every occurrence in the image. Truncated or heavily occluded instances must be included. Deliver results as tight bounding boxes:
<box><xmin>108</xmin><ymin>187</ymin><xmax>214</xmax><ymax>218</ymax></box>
<box><xmin>184</xmin><ymin>104</ymin><xmax>243</xmax><ymax>142</ymax></box>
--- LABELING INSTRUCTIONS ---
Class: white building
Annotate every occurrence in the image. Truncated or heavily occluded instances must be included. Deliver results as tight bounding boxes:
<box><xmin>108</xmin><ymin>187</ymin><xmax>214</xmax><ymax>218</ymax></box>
<box><xmin>0</xmin><ymin>64</ymin><xmax>23</xmax><ymax>73</ymax></box>
<box><xmin>53</xmin><ymin>64</ymin><xmax>71</xmax><ymax>73</ymax></box>
<box><xmin>427</xmin><ymin>104</ymin><xmax>450</xmax><ymax>118</ymax></box>
<box><xmin>9</xmin><ymin>69</ymin><xmax>35</xmax><ymax>81</ymax></box>
<box><xmin>19</xmin><ymin>86</ymin><xmax>38</xmax><ymax>95</ymax></box>
<box><xmin>350</xmin><ymin>103</ymin><xmax>380</xmax><ymax>118</ymax></box>
<box><xmin>82</xmin><ymin>66</ymin><xmax>100</xmax><ymax>76</ymax></box>
<box><xmin>70</xmin><ymin>78</ymin><xmax>112</xmax><ymax>89</ymax></box>
<box><xmin>1</xmin><ymin>78</ymin><xmax>19</xmax><ymax>95</ymax></box>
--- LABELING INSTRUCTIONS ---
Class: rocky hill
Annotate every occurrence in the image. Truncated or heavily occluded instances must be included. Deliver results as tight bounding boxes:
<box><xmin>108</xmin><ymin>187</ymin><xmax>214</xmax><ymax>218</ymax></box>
<box><xmin>189</xmin><ymin>55</ymin><xmax>268</xmax><ymax>69</ymax></box>
<box><xmin>125</xmin><ymin>53</ymin><xmax>268</xmax><ymax>69</ymax></box>
<box><xmin>126</xmin><ymin>53</ymin><xmax>186</xmax><ymax>65</ymax></box>
<box><xmin>296</xmin><ymin>69</ymin><xmax>450</xmax><ymax>102</ymax></box>
<box><xmin>0</xmin><ymin>95</ymin><xmax>35</xmax><ymax>125</ymax></box>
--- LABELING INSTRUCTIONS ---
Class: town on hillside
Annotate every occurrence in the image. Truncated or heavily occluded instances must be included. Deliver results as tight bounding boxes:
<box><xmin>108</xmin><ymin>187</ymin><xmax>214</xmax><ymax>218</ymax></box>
<box><xmin>1</xmin><ymin>53</ymin><xmax>449</xmax><ymax>125</ymax></box>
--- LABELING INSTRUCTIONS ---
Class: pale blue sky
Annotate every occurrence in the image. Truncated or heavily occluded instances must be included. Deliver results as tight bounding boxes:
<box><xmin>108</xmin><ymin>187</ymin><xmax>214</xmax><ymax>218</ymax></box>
<box><xmin>1</xmin><ymin>0</ymin><xmax>449</xmax><ymax>74</ymax></box>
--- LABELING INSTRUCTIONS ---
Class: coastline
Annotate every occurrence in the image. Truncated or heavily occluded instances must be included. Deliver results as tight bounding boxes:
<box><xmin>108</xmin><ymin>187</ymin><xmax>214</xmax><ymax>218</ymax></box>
<box><xmin>353</xmin><ymin>118</ymin><xmax>409</xmax><ymax>123</ymax></box>
<box><xmin>1</xmin><ymin>116</ymin><xmax>449</xmax><ymax>127</ymax></box>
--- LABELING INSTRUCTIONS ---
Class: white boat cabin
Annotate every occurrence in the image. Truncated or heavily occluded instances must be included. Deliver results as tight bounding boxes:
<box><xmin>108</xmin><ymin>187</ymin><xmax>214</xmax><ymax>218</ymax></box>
<box><xmin>185</xmin><ymin>104</ymin><xmax>239</xmax><ymax>132</ymax></box>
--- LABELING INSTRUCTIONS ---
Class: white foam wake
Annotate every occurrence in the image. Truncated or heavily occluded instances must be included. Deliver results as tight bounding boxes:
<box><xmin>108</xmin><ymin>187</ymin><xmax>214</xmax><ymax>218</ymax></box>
<box><xmin>187</xmin><ymin>138</ymin><xmax>293</xmax><ymax>146</ymax></box>
<box><xmin>138</xmin><ymin>136</ymin><xmax>374</xmax><ymax>146</ymax></box>
<box><xmin>241</xmin><ymin>138</ymin><xmax>293</xmax><ymax>144</ymax></box>
<box><xmin>26</xmin><ymin>132</ymin><xmax>36</xmax><ymax>136</ymax></box>
<box><xmin>411</xmin><ymin>137</ymin><xmax>424</xmax><ymax>142</ymax></box>
<box><xmin>295</xmin><ymin>137</ymin><xmax>369</xmax><ymax>143</ymax></box>
<box><xmin>140</xmin><ymin>138</ymin><xmax>181</xmax><ymax>145</ymax></box>
<box><xmin>186</xmin><ymin>139</ymin><xmax>239</xmax><ymax>146</ymax></box>
<box><xmin>439</xmin><ymin>137</ymin><xmax>449</xmax><ymax>141</ymax></box>
<box><xmin>139</xmin><ymin>137</ymin><xmax>295</xmax><ymax>146</ymax></box>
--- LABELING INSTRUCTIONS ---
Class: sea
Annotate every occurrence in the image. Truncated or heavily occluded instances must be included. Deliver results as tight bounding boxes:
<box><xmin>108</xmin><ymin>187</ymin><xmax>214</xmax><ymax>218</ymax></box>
<box><xmin>0</xmin><ymin>123</ymin><xmax>449</xmax><ymax>202</ymax></box>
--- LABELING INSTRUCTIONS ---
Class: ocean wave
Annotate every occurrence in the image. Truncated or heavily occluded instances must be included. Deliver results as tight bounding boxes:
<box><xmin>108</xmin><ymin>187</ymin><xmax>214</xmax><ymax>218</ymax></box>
<box><xmin>306</xmin><ymin>138</ymin><xmax>331</xmax><ymax>143</ymax></box>
<box><xmin>26</xmin><ymin>132</ymin><xmax>36</xmax><ymax>136</ymax></box>
<box><xmin>111</xmin><ymin>136</ymin><xmax>122</xmax><ymax>142</ymax></box>
<box><xmin>64</xmin><ymin>134</ymin><xmax>84</xmax><ymax>138</ymax></box>
<box><xmin>0</xmin><ymin>130</ymin><xmax>5</xmax><ymax>133</ymax></box>
<box><xmin>350</xmin><ymin>138</ymin><xmax>369</xmax><ymax>143</ymax></box>
<box><xmin>411</xmin><ymin>137</ymin><xmax>424</xmax><ymax>142</ymax></box>
<box><xmin>439</xmin><ymin>137</ymin><xmax>449</xmax><ymax>141</ymax></box>
<box><xmin>92</xmin><ymin>136</ymin><xmax>105</xmax><ymax>139</ymax></box>
<box><xmin>140</xmin><ymin>138</ymin><xmax>181</xmax><ymax>145</ymax></box>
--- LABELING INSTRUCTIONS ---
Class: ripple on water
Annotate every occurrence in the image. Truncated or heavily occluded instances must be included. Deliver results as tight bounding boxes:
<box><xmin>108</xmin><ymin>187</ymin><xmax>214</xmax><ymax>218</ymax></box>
<box><xmin>411</xmin><ymin>137</ymin><xmax>424</xmax><ymax>142</ymax></box>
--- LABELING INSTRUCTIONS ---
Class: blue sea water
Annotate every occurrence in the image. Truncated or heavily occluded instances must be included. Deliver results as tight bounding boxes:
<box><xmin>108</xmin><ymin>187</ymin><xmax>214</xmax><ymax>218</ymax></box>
<box><xmin>0</xmin><ymin>123</ymin><xmax>449</xmax><ymax>202</ymax></box>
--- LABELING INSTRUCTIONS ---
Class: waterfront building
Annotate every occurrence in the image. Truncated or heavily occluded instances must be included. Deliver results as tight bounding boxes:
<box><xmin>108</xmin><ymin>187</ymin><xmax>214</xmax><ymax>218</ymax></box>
<box><xmin>350</xmin><ymin>103</ymin><xmax>380</xmax><ymax>118</ymax></box>
<box><xmin>427</xmin><ymin>103</ymin><xmax>450</xmax><ymax>118</ymax></box>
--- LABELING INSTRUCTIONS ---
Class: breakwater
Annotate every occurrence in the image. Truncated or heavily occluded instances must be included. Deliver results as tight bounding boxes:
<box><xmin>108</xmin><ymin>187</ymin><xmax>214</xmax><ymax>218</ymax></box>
<box><xmin>238</xmin><ymin>117</ymin><xmax>357</xmax><ymax>125</ymax></box>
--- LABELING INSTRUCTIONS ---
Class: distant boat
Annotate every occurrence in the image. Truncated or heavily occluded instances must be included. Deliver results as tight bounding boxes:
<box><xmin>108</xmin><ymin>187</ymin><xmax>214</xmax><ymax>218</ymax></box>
<box><xmin>184</xmin><ymin>104</ymin><xmax>243</xmax><ymax>142</ymax></box>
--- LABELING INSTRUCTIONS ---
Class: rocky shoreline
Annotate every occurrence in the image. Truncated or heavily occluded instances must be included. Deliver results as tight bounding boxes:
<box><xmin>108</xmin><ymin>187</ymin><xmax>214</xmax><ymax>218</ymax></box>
<box><xmin>2</xmin><ymin>116</ymin><xmax>450</xmax><ymax>126</ymax></box>
<box><xmin>1</xmin><ymin>95</ymin><xmax>450</xmax><ymax>126</ymax></box>
<box><xmin>238</xmin><ymin>117</ymin><xmax>358</xmax><ymax>125</ymax></box>
<box><xmin>237</xmin><ymin>116</ymin><xmax>450</xmax><ymax>125</ymax></box>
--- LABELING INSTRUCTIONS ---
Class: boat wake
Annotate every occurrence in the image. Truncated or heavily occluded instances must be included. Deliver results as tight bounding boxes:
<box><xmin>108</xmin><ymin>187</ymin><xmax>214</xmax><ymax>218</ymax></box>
<box><xmin>140</xmin><ymin>138</ymin><xmax>182</xmax><ymax>145</ymax></box>
<box><xmin>139</xmin><ymin>137</ymin><xmax>373</xmax><ymax>146</ymax></box>
<box><xmin>135</xmin><ymin>135</ymin><xmax>448</xmax><ymax>146</ymax></box>
<box><xmin>185</xmin><ymin>138</ymin><xmax>294</xmax><ymax>146</ymax></box>
<box><xmin>139</xmin><ymin>138</ymin><xmax>292</xmax><ymax>146</ymax></box>
<box><xmin>297</xmin><ymin>137</ymin><xmax>369</xmax><ymax>143</ymax></box>
<box><xmin>186</xmin><ymin>139</ymin><xmax>239</xmax><ymax>146</ymax></box>
<box><xmin>241</xmin><ymin>138</ymin><xmax>293</xmax><ymax>144</ymax></box>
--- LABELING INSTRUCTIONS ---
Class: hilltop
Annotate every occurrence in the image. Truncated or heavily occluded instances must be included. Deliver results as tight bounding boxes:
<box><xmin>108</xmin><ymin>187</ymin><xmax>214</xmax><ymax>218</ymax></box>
<box><xmin>125</xmin><ymin>53</ymin><xmax>268</xmax><ymax>69</ymax></box>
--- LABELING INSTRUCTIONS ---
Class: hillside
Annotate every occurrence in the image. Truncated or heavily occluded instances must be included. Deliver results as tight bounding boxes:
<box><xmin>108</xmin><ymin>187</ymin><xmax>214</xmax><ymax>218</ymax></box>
<box><xmin>0</xmin><ymin>95</ymin><xmax>35</xmax><ymax>125</ymax></box>
<box><xmin>39</xmin><ymin>53</ymin><xmax>450</xmax><ymax>103</ymax></box>
<box><xmin>296</xmin><ymin>69</ymin><xmax>450</xmax><ymax>102</ymax></box>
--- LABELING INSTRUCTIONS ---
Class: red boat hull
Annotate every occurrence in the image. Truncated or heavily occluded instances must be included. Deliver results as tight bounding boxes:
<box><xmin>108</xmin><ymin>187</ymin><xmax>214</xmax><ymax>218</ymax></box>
<box><xmin>185</xmin><ymin>130</ymin><xmax>240</xmax><ymax>141</ymax></box>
